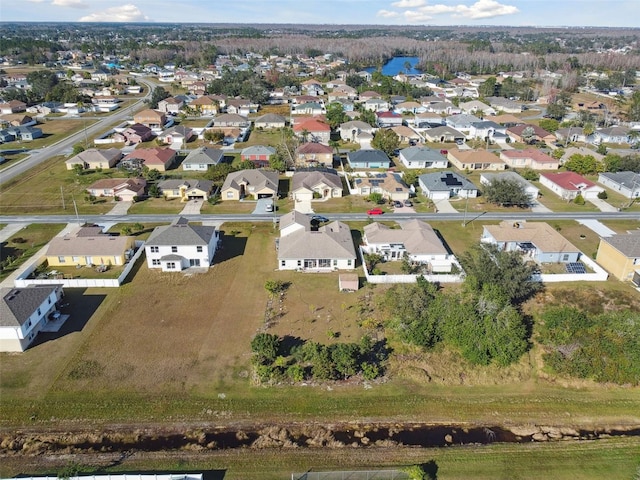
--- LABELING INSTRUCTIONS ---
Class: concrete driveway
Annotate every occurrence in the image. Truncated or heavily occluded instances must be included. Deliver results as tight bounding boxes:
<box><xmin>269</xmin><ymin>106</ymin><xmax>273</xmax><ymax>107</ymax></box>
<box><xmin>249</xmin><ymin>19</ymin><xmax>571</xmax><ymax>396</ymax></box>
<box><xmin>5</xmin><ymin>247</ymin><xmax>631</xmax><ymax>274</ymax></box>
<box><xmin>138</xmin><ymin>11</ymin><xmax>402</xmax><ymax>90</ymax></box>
<box><xmin>180</xmin><ymin>199</ymin><xmax>203</xmax><ymax>215</ymax></box>
<box><xmin>433</xmin><ymin>198</ymin><xmax>458</xmax><ymax>213</ymax></box>
<box><xmin>252</xmin><ymin>197</ymin><xmax>276</xmax><ymax>214</ymax></box>
<box><xmin>106</xmin><ymin>201</ymin><xmax>132</xmax><ymax>216</ymax></box>
<box><xmin>587</xmin><ymin>197</ymin><xmax>618</xmax><ymax>212</ymax></box>
<box><xmin>577</xmin><ymin>219</ymin><xmax>617</xmax><ymax>238</ymax></box>
<box><xmin>294</xmin><ymin>198</ymin><xmax>314</xmax><ymax>214</ymax></box>
<box><xmin>530</xmin><ymin>201</ymin><xmax>552</xmax><ymax>213</ymax></box>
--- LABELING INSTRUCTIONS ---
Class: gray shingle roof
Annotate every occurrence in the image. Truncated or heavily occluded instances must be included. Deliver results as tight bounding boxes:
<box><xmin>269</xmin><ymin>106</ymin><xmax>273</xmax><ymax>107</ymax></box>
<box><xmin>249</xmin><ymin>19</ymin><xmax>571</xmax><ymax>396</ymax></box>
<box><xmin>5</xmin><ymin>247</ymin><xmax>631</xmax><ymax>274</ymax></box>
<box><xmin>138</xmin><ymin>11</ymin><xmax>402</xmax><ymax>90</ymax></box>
<box><xmin>598</xmin><ymin>171</ymin><xmax>640</xmax><ymax>187</ymax></box>
<box><xmin>158</xmin><ymin>178</ymin><xmax>213</xmax><ymax>192</ymax></box>
<box><xmin>146</xmin><ymin>217</ymin><xmax>216</xmax><ymax>247</ymax></box>
<box><xmin>182</xmin><ymin>147</ymin><xmax>223</xmax><ymax>166</ymax></box>
<box><xmin>0</xmin><ymin>285</ymin><xmax>60</xmax><ymax>327</ymax></box>
<box><xmin>221</xmin><ymin>169</ymin><xmax>279</xmax><ymax>193</ymax></box>
<box><xmin>291</xmin><ymin>171</ymin><xmax>342</xmax><ymax>192</ymax></box>
<box><xmin>400</xmin><ymin>146</ymin><xmax>447</xmax><ymax>163</ymax></box>
<box><xmin>347</xmin><ymin>149</ymin><xmax>390</xmax><ymax>165</ymax></box>
<box><xmin>419</xmin><ymin>171</ymin><xmax>477</xmax><ymax>192</ymax></box>
<box><xmin>278</xmin><ymin>221</ymin><xmax>356</xmax><ymax>260</ymax></box>
<box><xmin>364</xmin><ymin>220</ymin><xmax>447</xmax><ymax>256</ymax></box>
<box><xmin>603</xmin><ymin>231</ymin><xmax>640</xmax><ymax>257</ymax></box>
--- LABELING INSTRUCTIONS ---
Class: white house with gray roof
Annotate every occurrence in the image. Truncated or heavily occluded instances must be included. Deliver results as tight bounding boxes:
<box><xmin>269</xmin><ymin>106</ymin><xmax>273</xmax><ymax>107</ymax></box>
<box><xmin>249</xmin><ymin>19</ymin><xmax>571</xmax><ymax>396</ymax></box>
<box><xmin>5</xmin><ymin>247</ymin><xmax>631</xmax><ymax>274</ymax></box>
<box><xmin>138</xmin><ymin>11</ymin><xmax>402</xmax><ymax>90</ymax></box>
<box><xmin>362</xmin><ymin>220</ymin><xmax>456</xmax><ymax>272</ymax></box>
<box><xmin>398</xmin><ymin>146</ymin><xmax>448</xmax><ymax>169</ymax></box>
<box><xmin>0</xmin><ymin>285</ymin><xmax>64</xmax><ymax>352</ymax></box>
<box><xmin>419</xmin><ymin>171</ymin><xmax>478</xmax><ymax>200</ymax></box>
<box><xmin>277</xmin><ymin>213</ymin><xmax>356</xmax><ymax>271</ymax></box>
<box><xmin>145</xmin><ymin>217</ymin><xmax>219</xmax><ymax>271</ymax></box>
<box><xmin>598</xmin><ymin>171</ymin><xmax>640</xmax><ymax>199</ymax></box>
<box><xmin>182</xmin><ymin>147</ymin><xmax>223</xmax><ymax>171</ymax></box>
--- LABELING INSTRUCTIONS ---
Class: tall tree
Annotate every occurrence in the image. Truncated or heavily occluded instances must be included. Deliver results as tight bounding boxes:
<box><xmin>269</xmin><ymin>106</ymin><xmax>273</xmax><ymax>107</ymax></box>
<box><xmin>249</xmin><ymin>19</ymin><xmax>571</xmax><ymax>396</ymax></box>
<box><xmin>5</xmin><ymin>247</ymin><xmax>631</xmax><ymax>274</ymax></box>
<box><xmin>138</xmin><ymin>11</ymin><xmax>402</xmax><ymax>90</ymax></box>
<box><xmin>371</xmin><ymin>129</ymin><xmax>399</xmax><ymax>157</ymax></box>
<box><xmin>483</xmin><ymin>178</ymin><xmax>531</xmax><ymax>207</ymax></box>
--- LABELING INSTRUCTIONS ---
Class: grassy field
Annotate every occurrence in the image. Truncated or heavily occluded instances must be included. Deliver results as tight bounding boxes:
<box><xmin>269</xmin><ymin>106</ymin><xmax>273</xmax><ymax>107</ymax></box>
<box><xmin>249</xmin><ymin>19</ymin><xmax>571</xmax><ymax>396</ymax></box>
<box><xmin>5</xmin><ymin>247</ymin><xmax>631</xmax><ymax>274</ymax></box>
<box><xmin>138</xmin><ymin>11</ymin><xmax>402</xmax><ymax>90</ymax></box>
<box><xmin>22</xmin><ymin>118</ymin><xmax>98</xmax><ymax>150</ymax></box>
<box><xmin>0</xmin><ymin>223</ymin><xmax>65</xmax><ymax>281</ymax></box>
<box><xmin>1</xmin><ymin>222</ymin><xmax>639</xmax><ymax>431</ymax></box>
<box><xmin>0</xmin><ymin>155</ymin><xmax>125</xmax><ymax>215</ymax></box>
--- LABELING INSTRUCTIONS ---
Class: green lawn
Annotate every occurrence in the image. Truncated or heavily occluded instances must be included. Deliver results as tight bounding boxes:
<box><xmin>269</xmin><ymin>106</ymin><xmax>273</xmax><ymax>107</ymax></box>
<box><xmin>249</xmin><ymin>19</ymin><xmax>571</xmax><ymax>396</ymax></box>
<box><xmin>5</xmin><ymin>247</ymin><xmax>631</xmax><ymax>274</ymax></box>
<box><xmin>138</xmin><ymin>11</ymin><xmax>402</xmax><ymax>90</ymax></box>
<box><xmin>533</xmin><ymin>181</ymin><xmax>600</xmax><ymax>212</ymax></box>
<box><xmin>0</xmin><ymin>223</ymin><xmax>66</xmax><ymax>281</ymax></box>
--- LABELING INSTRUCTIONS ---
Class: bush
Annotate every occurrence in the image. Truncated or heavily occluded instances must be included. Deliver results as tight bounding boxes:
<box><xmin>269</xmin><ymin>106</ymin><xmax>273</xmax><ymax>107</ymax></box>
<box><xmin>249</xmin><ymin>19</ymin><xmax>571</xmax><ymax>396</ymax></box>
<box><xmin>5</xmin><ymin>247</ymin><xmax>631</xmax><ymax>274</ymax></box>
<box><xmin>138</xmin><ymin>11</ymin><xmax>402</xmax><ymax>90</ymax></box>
<box><xmin>574</xmin><ymin>193</ymin><xmax>585</xmax><ymax>205</ymax></box>
<box><xmin>11</xmin><ymin>237</ymin><xmax>27</xmax><ymax>244</ymax></box>
<box><xmin>597</xmin><ymin>190</ymin><xmax>608</xmax><ymax>199</ymax></box>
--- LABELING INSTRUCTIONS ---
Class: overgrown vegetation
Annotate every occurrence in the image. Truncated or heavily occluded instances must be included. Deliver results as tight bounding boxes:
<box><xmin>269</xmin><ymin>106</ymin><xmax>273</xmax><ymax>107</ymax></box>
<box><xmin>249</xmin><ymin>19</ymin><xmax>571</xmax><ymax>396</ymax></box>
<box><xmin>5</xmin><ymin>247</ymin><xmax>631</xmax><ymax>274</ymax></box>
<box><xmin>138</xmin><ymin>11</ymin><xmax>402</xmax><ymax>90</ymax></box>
<box><xmin>538</xmin><ymin>306</ymin><xmax>640</xmax><ymax>385</ymax></box>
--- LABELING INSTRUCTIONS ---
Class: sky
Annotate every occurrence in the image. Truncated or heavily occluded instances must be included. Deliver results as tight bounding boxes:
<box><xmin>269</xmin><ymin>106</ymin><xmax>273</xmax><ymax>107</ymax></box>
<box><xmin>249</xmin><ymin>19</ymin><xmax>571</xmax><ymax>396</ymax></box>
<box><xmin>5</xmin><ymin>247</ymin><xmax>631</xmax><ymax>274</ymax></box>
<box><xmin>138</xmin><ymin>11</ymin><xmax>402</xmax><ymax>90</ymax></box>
<box><xmin>1</xmin><ymin>0</ymin><xmax>639</xmax><ymax>28</ymax></box>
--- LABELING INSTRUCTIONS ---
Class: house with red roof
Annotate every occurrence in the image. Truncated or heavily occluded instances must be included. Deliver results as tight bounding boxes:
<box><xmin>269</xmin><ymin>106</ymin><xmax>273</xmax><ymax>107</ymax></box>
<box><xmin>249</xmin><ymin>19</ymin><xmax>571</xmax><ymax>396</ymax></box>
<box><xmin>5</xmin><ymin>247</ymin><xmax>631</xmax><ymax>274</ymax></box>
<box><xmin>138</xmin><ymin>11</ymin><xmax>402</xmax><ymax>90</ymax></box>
<box><xmin>507</xmin><ymin>124</ymin><xmax>555</xmax><ymax>144</ymax></box>
<box><xmin>293</xmin><ymin>119</ymin><xmax>331</xmax><ymax>144</ymax></box>
<box><xmin>122</xmin><ymin>147</ymin><xmax>177</xmax><ymax>172</ymax></box>
<box><xmin>539</xmin><ymin>172</ymin><xmax>604</xmax><ymax>200</ymax></box>
<box><xmin>376</xmin><ymin>111</ymin><xmax>403</xmax><ymax>127</ymax></box>
<box><xmin>295</xmin><ymin>142</ymin><xmax>334</xmax><ymax>167</ymax></box>
<box><xmin>500</xmin><ymin>149</ymin><xmax>559</xmax><ymax>170</ymax></box>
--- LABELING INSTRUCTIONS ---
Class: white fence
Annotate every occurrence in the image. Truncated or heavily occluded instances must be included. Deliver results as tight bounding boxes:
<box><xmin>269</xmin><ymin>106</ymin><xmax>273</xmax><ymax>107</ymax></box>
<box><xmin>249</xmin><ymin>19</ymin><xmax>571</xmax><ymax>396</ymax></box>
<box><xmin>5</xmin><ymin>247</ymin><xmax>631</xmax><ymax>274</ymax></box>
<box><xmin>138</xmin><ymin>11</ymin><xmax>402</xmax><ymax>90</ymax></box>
<box><xmin>359</xmin><ymin>247</ymin><xmax>464</xmax><ymax>284</ymax></box>
<box><xmin>535</xmin><ymin>255</ymin><xmax>609</xmax><ymax>283</ymax></box>
<box><xmin>14</xmin><ymin>241</ymin><xmax>146</xmax><ymax>288</ymax></box>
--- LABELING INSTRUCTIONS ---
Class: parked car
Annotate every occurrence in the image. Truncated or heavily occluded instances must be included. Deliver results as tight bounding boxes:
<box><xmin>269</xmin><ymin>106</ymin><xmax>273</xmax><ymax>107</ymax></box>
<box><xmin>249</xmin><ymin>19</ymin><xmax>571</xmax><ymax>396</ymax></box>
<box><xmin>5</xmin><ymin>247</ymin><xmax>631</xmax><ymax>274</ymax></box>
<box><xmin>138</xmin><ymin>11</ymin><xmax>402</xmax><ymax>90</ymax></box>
<box><xmin>403</xmin><ymin>199</ymin><xmax>413</xmax><ymax>207</ymax></box>
<box><xmin>311</xmin><ymin>215</ymin><xmax>329</xmax><ymax>223</ymax></box>
<box><xmin>367</xmin><ymin>208</ymin><xmax>384</xmax><ymax>215</ymax></box>
<box><xmin>265</xmin><ymin>202</ymin><xmax>274</xmax><ymax>212</ymax></box>
<box><xmin>455</xmin><ymin>139</ymin><xmax>465</xmax><ymax>145</ymax></box>
<box><xmin>440</xmin><ymin>149</ymin><xmax>448</xmax><ymax>155</ymax></box>
<box><xmin>393</xmin><ymin>200</ymin><xmax>403</xmax><ymax>208</ymax></box>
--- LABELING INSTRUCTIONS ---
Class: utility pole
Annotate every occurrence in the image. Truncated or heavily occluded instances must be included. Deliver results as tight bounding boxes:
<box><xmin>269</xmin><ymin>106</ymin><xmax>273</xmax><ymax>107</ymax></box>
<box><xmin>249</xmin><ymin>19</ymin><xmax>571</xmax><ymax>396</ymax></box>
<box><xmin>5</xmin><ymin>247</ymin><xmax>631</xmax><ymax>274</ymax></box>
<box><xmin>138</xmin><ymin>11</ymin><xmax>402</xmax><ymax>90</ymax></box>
<box><xmin>72</xmin><ymin>196</ymin><xmax>80</xmax><ymax>224</ymax></box>
<box><xmin>60</xmin><ymin>186</ymin><xmax>65</xmax><ymax>210</ymax></box>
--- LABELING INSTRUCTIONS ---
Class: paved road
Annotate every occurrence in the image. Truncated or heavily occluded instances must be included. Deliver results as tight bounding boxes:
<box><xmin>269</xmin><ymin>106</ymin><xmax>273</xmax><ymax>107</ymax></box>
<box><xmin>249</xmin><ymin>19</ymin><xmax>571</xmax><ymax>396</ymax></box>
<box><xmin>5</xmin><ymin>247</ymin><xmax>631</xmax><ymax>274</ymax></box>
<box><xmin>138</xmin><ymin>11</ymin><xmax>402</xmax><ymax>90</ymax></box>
<box><xmin>1</xmin><ymin>211</ymin><xmax>638</xmax><ymax>225</ymax></box>
<box><xmin>0</xmin><ymin>78</ymin><xmax>154</xmax><ymax>186</ymax></box>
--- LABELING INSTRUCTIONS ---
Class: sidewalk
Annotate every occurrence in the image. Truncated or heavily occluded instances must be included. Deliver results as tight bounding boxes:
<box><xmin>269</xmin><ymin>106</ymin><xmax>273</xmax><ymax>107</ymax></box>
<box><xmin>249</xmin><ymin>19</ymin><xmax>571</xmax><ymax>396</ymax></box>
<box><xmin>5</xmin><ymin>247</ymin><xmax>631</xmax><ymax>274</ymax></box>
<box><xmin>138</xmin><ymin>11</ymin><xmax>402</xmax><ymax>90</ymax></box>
<box><xmin>0</xmin><ymin>223</ymin><xmax>81</xmax><ymax>288</ymax></box>
<box><xmin>0</xmin><ymin>223</ymin><xmax>29</xmax><ymax>243</ymax></box>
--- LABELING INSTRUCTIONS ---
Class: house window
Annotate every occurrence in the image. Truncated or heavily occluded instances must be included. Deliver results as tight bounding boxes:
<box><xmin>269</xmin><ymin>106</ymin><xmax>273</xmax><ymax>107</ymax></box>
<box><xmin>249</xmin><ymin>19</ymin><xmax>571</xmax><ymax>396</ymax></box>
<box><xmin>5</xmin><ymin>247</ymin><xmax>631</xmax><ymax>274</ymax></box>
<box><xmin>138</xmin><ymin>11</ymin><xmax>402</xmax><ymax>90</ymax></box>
<box><xmin>58</xmin><ymin>256</ymin><xmax>65</xmax><ymax>263</ymax></box>
<box><xmin>150</xmin><ymin>246</ymin><xmax>159</xmax><ymax>253</ymax></box>
<box><xmin>319</xmin><ymin>259</ymin><xmax>331</xmax><ymax>268</ymax></box>
<box><xmin>197</xmin><ymin>246</ymin><xmax>203</xmax><ymax>253</ymax></box>
<box><xmin>347</xmin><ymin>259</ymin><xmax>353</xmax><ymax>266</ymax></box>
<box><xmin>72</xmin><ymin>256</ymin><xmax>80</xmax><ymax>263</ymax></box>
<box><xmin>27</xmin><ymin>320</ymin><xmax>32</xmax><ymax>328</ymax></box>
<box><xmin>333</xmin><ymin>259</ymin><xmax>337</xmax><ymax>266</ymax></box>
<box><xmin>166</xmin><ymin>262</ymin><xmax>176</xmax><ymax>269</ymax></box>
<box><xmin>37</xmin><ymin>308</ymin><xmax>41</xmax><ymax>315</ymax></box>
<box><xmin>297</xmin><ymin>260</ymin><xmax>302</xmax><ymax>267</ymax></box>
<box><xmin>281</xmin><ymin>260</ymin><xmax>286</xmax><ymax>267</ymax></box>
<box><xmin>562</xmin><ymin>254</ymin><xmax>570</xmax><ymax>262</ymax></box>
<box><xmin>226</xmin><ymin>192</ymin><xmax>234</xmax><ymax>198</ymax></box>
<box><xmin>171</xmin><ymin>246</ymin><xmax>178</xmax><ymax>253</ymax></box>
<box><xmin>152</xmin><ymin>259</ymin><xmax>160</xmax><ymax>266</ymax></box>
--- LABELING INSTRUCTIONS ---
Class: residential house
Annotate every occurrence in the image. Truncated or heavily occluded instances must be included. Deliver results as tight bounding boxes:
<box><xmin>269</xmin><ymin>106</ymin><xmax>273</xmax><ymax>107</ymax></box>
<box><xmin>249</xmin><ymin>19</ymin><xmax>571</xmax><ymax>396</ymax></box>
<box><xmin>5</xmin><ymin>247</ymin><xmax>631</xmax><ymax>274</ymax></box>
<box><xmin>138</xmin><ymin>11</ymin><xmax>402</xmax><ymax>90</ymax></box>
<box><xmin>398</xmin><ymin>146</ymin><xmax>448</xmax><ymax>169</ymax></box>
<box><xmin>560</xmin><ymin>147</ymin><xmax>605</xmax><ymax>166</ymax></box>
<box><xmin>595</xmin><ymin>231</ymin><xmax>640</xmax><ymax>282</ymax></box>
<box><xmin>555</xmin><ymin>127</ymin><xmax>588</xmax><ymax>144</ymax></box>
<box><xmin>390</xmin><ymin>125</ymin><xmax>422</xmax><ymax>144</ymax></box>
<box><xmin>157</xmin><ymin>97</ymin><xmax>184</xmax><ymax>115</ymax></box>
<box><xmin>423</xmin><ymin>125</ymin><xmax>465</xmax><ymax>143</ymax></box>
<box><xmin>352</xmin><ymin>172</ymin><xmax>410</xmax><ymax>201</ymax></box>
<box><xmin>414</xmin><ymin>112</ymin><xmax>444</xmax><ymax>129</ymax></box>
<box><xmin>0</xmin><ymin>100</ymin><xmax>27</xmax><ymax>114</ymax></box>
<box><xmin>295</xmin><ymin>142</ymin><xmax>334</xmax><ymax>167</ymax></box>
<box><xmin>428</xmin><ymin>101</ymin><xmax>461</xmax><ymax>115</ymax></box>
<box><xmin>480</xmin><ymin>171</ymin><xmax>539</xmax><ymax>202</ymax></box>
<box><xmin>46</xmin><ymin>227</ymin><xmax>136</xmax><ymax>268</ymax></box>
<box><xmin>445</xmin><ymin>114</ymin><xmax>482</xmax><ymax>134</ymax></box>
<box><xmin>358</xmin><ymin>91</ymin><xmax>382</xmax><ymax>102</ymax></box>
<box><xmin>226</xmin><ymin>98</ymin><xmax>252</xmax><ymax>116</ymax></box>
<box><xmin>418</xmin><ymin>171</ymin><xmax>479</xmax><ymax>200</ymax></box>
<box><xmin>190</xmin><ymin>96</ymin><xmax>219</xmax><ymax>116</ymax></box>
<box><xmin>293</xmin><ymin>119</ymin><xmax>331</xmax><ymax>144</ymax></box>
<box><xmin>346</xmin><ymin>149</ymin><xmax>391</xmax><ymax>169</ymax></box>
<box><xmin>376</xmin><ymin>111</ymin><xmax>403</xmax><ymax>127</ymax></box>
<box><xmin>394</xmin><ymin>101</ymin><xmax>426</xmax><ymax>114</ymax></box>
<box><xmin>485</xmin><ymin>97</ymin><xmax>523</xmax><ymax>114</ymax></box>
<box><xmin>86</xmin><ymin>177</ymin><xmax>146</xmax><ymax>202</ymax></box>
<box><xmin>145</xmin><ymin>217</ymin><xmax>219</xmax><ymax>271</ymax></box>
<box><xmin>213</xmin><ymin>113</ymin><xmax>250</xmax><ymax>128</ymax></box>
<box><xmin>65</xmin><ymin>148</ymin><xmax>122</xmax><ymax>170</ymax></box>
<box><xmin>4</xmin><ymin>125</ymin><xmax>43</xmax><ymax>141</ymax></box>
<box><xmin>459</xmin><ymin>100</ymin><xmax>496</xmax><ymax>116</ymax></box>
<box><xmin>292</xmin><ymin>102</ymin><xmax>325</xmax><ymax>116</ymax></box>
<box><xmin>468</xmin><ymin>121</ymin><xmax>507</xmax><ymax>141</ymax></box>
<box><xmin>158</xmin><ymin>179</ymin><xmax>214</xmax><ymax>201</ymax></box>
<box><xmin>447</xmin><ymin>149</ymin><xmax>507</xmax><ymax>171</ymax></box>
<box><xmin>182</xmin><ymin>147</ymin><xmax>224</xmax><ymax>171</ymax></box>
<box><xmin>291</xmin><ymin>170</ymin><xmax>343</xmax><ymax>201</ymax></box>
<box><xmin>499</xmin><ymin>149</ymin><xmax>559</xmax><ymax>170</ymax></box>
<box><xmin>539</xmin><ymin>171</ymin><xmax>604</xmax><ymax>200</ymax></box>
<box><xmin>254</xmin><ymin>113</ymin><xmax>286</xmax><ymax>129</ymax></box>
<box><xmin>487</xmin><ymin>114</ymin><xmax>523</xmax><ymax>127</ymax></box>
<box><xmin>364</xmin><ymin>98</ymin><xmax>390</xmax><ymax>112</ymax></box>
<box><xmin>157</xmin><ymin>125</ymin><xmax>194</xmax><ymax>146</ymax></box>
<box><xmin>133</xmin><ymin>109</ymin><xmax>166</xmax><ymax>129</ymax></box>
<box><xmin>91</xmin><ymin>97</ymin><xmax>120</xmax><ymax>112</ymax></box>
<box><xmin>240</xmin><ymin>145</ymin><xmax>276</xmax><ymax>167</ymax></box>
<box><xmin>362</xmin><ymin>220</ymin><xmax>455</xmax><ymax>272</ymax></box>
<box><xmin>481</xmin><ymin>220</ymin><xmax>581</xmax><ymax>264</ymax></box>
<box><xmin>507</xmin><ymin>124</ymin><xmax>556</xmax><ymax>144</ymax></box>
<box><xmin>277</xmin><ymin>214</ymin><xmax>356</xmax><ymax>271</ymax></box>
<box><xmin>122</xmin><ymin>147</ymin><xmax>177</xmax><ymax>172</ymax></box>
<box><xmin>339</xmin><ymin>120</ymin><xmax>375</xmax><ymax>142</ymax></box>
<box><xmin>221</xmin><ymin>169</ymin><xmax>279</xmax><ymax>200</ymax></box>
<box><xmin>0</xmin><ymin>114</ymin><xmax>34</xmax><ymax>127</ymax></box>
<box><xmin>598</xmin><ymin>171</ymin><xmax>640</xmax><ymax>199</ymax></box>
<box><xmin>113</xmin><ymin>123</ymin><xmax>154</xmax><ymax>145</ymax></box>
<box><xmin>594</xmin><ymin>126</ymin><xmax>631</xmax><ymax>145</ymax></box>
<box><xmin>0</xmin><ymin>285</ymin><xmax>64</xmax><ymax>352</ymax></box>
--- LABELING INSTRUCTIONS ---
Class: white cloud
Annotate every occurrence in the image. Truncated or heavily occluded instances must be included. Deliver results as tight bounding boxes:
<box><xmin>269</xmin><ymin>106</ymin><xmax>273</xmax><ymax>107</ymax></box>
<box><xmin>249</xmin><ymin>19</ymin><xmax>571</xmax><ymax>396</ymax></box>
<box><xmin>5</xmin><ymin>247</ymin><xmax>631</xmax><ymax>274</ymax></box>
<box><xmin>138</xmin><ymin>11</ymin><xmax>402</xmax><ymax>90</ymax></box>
<box><xmin>453</xmin><ymin>0</ymin><xmax>519</xmax><ymax>19</ymax></box>
<box><xmin>26</xmin><ymin>0</ymin><xmax>47</xmax><ymax>3</ymax></box>
<box><xmin>79</xmin><ymin>4</ymin><xmax>150</xmax><ymax>22</ymax></box>
<box><xmin>377</xmin><ymin>9</ymin><xmax>401</xmax><ymax>18</ymax></box>
<box><xmin>52</xmin><ymin>0</ymin><xmax>89</xmax><ymax>8</ymax></box>
<box><xmin>404</xmin><ymin>9</ymin><xmax>434</xmax><ymax>22</ymax></box>
<box><xmin>391</xmin><ymin>0</ymin><xmax>426</xmax><ymax>7</ymax></box>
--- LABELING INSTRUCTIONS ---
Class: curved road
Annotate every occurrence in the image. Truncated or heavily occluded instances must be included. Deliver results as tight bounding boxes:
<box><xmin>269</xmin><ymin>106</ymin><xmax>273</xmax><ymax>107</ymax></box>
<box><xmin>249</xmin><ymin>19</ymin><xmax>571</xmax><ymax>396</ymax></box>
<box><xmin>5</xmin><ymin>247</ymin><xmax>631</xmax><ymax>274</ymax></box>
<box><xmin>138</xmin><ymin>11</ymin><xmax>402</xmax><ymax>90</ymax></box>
<box><xmin>0</xmin><ymin>77</ymin><xmax>155</xmax><ymax>186</ymax></box>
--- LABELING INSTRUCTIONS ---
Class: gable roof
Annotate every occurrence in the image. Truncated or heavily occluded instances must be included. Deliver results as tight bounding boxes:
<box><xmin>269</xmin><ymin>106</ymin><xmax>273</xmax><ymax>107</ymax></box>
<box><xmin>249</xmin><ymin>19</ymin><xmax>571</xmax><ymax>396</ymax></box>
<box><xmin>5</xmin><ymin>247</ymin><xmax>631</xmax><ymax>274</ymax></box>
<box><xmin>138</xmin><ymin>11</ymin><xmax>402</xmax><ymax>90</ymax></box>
<box><xmin>540</xmin><ymin>171</ymin><xmax>597</xmax><ymax>191</ymax></box>
<box><xmin>123</xmin><ymin>147</ymin><xmax>176</xmax><ymax>165</ymax></box>
<box><xmin>68</xmin><ymin>148</ymin><xmax>122</xmax><ymax>164</ymax></box>
<box><xmin>46</xmin><ymin>232</ymin><xmax>133</xmax><ymax>257</ymax></box>
<box><xmin>364</xmin><ymin>220</ymin><xmax>448</xmax><ymax>256</ymax></box>
<box><xmin>296</xmin><ymin>142</ymin><xmax>333</xmax><ymax>155</ymax></box>
<box><xmin>0</xmin><ymin>286</ymin><xmax>60</xmax><ymax>327</ymax></box>
<box><xmin>87</xmin><ymin>177</ymin><xmax>145</xmax><ymax>191</ymax></box>
<box><xmin>484</xmin><ymin>221</ymin><xmax>579</xmax><ymax>254</ymax></box>
<box><xmin>354</xmin><ymin>172</ymin><xmax>409</xmax><ymax>193</ymax></box>
<box><xmin>508</xmin><ymin>124</ymin><xmax>554</xmax><ymax>139</ymax></box>
<box><xmin>254</xmin><ymin>113</ymin><xmax>286</xmax><ymax>124</ymax></box>
<box><xmin>347</xmin><ymin>149</ymin><xmax>391</xmax><ymax>164</ymax></box>
<box><xmin>598</xmin><ymin>171</ymin><xmax>640</xmax><ymax>187</ymax></box>
<box><xmin>291</xmin><ymin>170</ymin><xmax>342</xmax><ymax>192</ymax></box>
<box><xmin>400</xmin><ymin>146</ymin><xmax>447</xmax><ymax>163</ymax></box>
<box><xmin>601</xmin><ymin>231</ymin><xmax>640</xmax><ymax>257</ymax></box>
<box><xmin>279</xmin><ymin>210</ymin><xmax>312</xmax><ymax>233</ymax></box>
<box><xmin>241</xmin><ymin>145</ymin><xmax>276</xmax><ymax>156</ymax></box>
<box><xmin>182</xmin><ymin>146</ymin><xmax>223</xmax><ymax>165</ymax></box>
<box><xmin>448</xmin><ymin>148</ymin><xmax>505</xmax><ymax>165</ymax></box>
<box><xmin>158</xmin><ymin>178</ymin><xmax>213</xmax><ymax>192</ymax></box>
<box><xmin>293</xmin><ymin>119</ymin><xmax>330</xmax><ymax>132</ymax></box>
<box><xmin>278</xmin><ymin>221</ymin><xmax>356</xmax><ymax>260</ymax></box>
<box><xmin>221</xmin><ymin>169</ymin><xmax>279</xmax><ymax>192</ymax></box>
<box><xmin>500</xmin><ymin>148</ymin><xmax>557</xmax><ymax>165</ymax></box>
<box><xmin>146</xmin><ymin>217</ymin><xmax>216</xmax><ymax>247</ymax></box>
<box><xmin>419</xmin><ymin>171</ymin><xmax>477</xmax><ymax>192</ymax></box>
